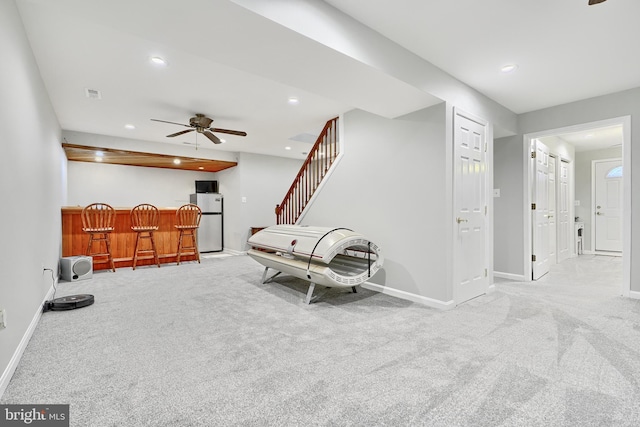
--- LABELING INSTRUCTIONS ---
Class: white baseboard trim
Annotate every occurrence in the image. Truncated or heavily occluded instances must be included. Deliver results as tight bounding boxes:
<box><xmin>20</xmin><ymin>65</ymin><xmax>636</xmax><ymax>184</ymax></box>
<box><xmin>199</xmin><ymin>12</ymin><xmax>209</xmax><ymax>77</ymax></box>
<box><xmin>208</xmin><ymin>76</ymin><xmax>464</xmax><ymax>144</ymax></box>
<box><xmin>592</xmin><ymin>250</ymin><xmax>622</xmax><ymax>257</ymax></box>
<box><xmin>0</xmin><ymin>285</ymin><xmax>56</xmax><ymax>398</ymax></box>
<box><xmin>362</xmin><ymin>282</ymin><xmax>455</xmax><ymax>310</ymax></box>
<box><xmin>222</xmin><ymin>248</ymin><xmax>244</xmax><ymax>256</ymax></box>
<box><xmin>494</xmin><ymin>271</ymin><xmax>527</xmax><ymax>282</ymax></box>
<box><xmin>629</xmin><ymin>290</ymin><xmax>640</xmax><ymax>300</ymax></box>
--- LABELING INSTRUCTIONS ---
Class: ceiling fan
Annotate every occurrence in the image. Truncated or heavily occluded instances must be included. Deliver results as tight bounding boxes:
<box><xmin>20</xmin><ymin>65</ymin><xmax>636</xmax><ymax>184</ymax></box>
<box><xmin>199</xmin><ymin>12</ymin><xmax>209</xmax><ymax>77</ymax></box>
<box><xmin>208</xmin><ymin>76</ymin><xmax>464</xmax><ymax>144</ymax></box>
<box><xmin>151</xmin><ymin>113</ymin><xmax>247</xmax><ymax>144</ymax></box>
<box><xmin>588</xmin><ymin>0</ymin><xmax>607</xmax><ymax>5</ymax></box>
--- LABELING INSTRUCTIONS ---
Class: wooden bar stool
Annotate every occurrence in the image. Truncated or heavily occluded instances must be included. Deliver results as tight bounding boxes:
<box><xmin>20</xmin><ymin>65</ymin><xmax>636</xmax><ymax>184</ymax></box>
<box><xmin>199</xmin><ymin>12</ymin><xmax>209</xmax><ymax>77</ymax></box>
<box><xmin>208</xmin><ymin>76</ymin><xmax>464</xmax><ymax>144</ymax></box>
<box><xmin>81</xmin><ymin>202</ymin><xmax>116</xmax><ymax>272</ymax></box>
<box><xmin>175</xmin><ymin>204</ymin><xmax>202</xmax><ymax>265</ymax></box>
<box><xmin>130</xmin><ymin>204</ymin><xmax>160</xmax><ymax>270</ymax></box>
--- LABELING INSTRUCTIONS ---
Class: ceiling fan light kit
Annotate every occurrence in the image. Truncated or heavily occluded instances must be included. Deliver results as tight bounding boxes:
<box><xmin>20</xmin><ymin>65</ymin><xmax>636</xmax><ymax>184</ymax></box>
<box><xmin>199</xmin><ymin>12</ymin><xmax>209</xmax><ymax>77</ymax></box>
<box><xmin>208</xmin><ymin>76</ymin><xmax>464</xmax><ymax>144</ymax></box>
<box><xmin>150</xmin><ymin>113</ymin><xmax>247</xmax><ymax>145</ymax></box>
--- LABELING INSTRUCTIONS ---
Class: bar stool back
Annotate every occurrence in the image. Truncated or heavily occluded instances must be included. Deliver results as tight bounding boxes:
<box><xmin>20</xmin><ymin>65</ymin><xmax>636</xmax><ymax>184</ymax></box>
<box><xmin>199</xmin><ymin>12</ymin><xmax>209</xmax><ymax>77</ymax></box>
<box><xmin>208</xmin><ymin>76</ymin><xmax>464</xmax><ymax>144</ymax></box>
<box><xmin>81</xmin><ymin>202</ymin><xmax>116</xmax><ymax>272</ymax></box>
<box><xmin>175</xmin><ymin>203</ymin><xmax>202</xmax><ymax>265</ymax></box>
<box><xmin>130</xmin><ymin>204</ymin><xmax>160</xmax><ymax>269</ymax></box>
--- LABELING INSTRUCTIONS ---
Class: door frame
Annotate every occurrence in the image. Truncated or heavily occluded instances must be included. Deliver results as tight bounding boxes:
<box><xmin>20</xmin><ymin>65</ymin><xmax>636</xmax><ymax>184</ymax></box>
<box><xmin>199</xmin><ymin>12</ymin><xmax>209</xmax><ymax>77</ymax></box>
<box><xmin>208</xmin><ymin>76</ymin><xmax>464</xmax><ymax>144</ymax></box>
<box><xmin>591</xmin><ymin>157</ymin><xmax>623</xmax><ymax>255</ymax></box>
<box><xmin>523</xmin><ymin>116</ymin><xmax>631</xmax><ymax>296</ymax></box>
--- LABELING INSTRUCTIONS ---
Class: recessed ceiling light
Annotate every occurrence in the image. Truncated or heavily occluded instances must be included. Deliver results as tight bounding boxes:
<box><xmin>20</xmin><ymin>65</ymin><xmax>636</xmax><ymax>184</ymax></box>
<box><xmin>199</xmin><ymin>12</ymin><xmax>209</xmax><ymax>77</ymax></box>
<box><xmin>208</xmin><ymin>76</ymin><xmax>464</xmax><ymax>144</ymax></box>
<box><xmin>198</xmin><ymin>167</ymin><xmax>204</xmax><ymax>170</ymax></box>
<box><xmin>95</xmin><ymin>151</ymin><xmax>104</xmax><ymax>157</ymax></box>
<box><xmin>500</xmin><ymin>64</ymin><xmax>518</xmax><ymax>73</ymax></box>
<box><xmin>285</xmin><ymin>146</ymin><xmax>292</xmax><ymax>150</ymax></box>
<box><xmin>288</xmin><ymin>97</ymin><xmax>299</xmax><ymax>105</ymax></box>
<box><xmin>95</xmin><ymin>156</ymin><xmax>103</xmax><ymax>162</ymax></box>
<box><xmin>585</xmin><ymin>133</ymin><xmax>595</xmax><ymax>139</ymax></box>
<box><xmin>173</xmin><ymin>159</ymin><xmax>181</xmax><ymax>165</ymax></box>
<box><xmin>150</xmin><ymin>56</ymin><xmax>167</xmax><ymax>66</ymax></box>
<box><xmin>124</xmin><ymin>124</ymin><xmax>135</xmax><ymax>130</ymax></box>
<box><xmin>219</xmin><ymin>138</ymin><xmax>226</xmax><ymax>144</ymax></box>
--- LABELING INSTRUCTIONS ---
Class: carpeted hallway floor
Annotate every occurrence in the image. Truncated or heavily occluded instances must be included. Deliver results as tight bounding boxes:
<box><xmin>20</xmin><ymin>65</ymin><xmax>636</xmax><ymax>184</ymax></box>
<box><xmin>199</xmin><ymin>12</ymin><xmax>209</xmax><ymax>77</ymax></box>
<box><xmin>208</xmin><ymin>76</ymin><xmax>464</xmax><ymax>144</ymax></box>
<box><xmin>2</xmin><ymin>254</ymin><xmax>638</xmax><ymax>426</ymax></box>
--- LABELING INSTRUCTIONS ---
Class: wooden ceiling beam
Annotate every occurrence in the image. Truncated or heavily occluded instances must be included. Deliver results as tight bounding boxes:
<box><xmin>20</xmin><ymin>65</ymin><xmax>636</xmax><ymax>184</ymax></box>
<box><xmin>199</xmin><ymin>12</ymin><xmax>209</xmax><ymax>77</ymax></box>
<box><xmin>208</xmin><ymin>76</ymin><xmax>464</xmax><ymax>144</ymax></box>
<box><xmin>62</xmin><ymin>143</ymin><xmax>237</xmax><ymax>173</ymax></box>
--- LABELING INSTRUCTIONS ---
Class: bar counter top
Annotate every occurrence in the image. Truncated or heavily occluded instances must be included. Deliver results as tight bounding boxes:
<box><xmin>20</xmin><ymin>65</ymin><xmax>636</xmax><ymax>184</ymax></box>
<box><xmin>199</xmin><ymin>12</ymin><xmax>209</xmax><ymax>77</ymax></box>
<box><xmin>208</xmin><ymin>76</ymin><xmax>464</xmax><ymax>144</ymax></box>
<box><xmin>62</xmin><ymin>206</ymin><xmax>182</xmax><ymax>212</ymax></box>
<box><xmin>62</xmin><ymin>206</ymin><xmax>198</xmax><ymax>270</ymax></box>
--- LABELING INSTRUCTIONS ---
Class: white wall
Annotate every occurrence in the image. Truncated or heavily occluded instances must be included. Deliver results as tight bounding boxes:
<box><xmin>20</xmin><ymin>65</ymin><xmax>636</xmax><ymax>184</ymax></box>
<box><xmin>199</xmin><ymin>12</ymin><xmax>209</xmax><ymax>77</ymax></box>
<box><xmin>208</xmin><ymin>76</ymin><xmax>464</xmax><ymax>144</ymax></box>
<box><xmin>0</xmin><ymin>0</ymin><xmax>66</xmax><ymax>396</ymax></box>
<box><xmin>574</xmin><ymin>146</ymin><xmax>623</xmax><ymax>252</ymax></box>
<box><xmin>494</xmin><ymin>136</ymin><xmax>524</xmax><ymax>276</ymax></box>
<box><xmin>301</xmin><ymin>105</ymin><xmax>450</xmax><ymax>304</ymax></box>
<box><xmin>217</xmin><ymin>152</ymin><xmax>302</xmax><ymax>251</ymax></box>
<box><xmin>66</xmin><ymin>161</ymin><xmax>218</xmax><ymax>208</ymax></box>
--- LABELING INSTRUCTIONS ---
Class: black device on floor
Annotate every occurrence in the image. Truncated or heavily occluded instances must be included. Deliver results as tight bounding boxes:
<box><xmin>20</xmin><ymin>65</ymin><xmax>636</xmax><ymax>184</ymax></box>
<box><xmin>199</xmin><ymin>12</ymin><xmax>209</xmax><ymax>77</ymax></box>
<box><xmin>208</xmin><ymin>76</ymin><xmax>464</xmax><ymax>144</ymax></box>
<box><xmin>43</xmin><ymin>294</ymin><xmax>95</xmax><ymax>312</ymax></box>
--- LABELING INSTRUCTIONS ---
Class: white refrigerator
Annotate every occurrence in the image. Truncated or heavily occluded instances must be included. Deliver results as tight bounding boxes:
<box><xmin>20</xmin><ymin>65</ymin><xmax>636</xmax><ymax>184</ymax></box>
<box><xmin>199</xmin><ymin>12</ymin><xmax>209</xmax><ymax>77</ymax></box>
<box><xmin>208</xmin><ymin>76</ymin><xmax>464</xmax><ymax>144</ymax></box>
<box><xmin>189</xmin><ymin>193</ymin><xmax>223</xmax><ymax>252</ymax></box>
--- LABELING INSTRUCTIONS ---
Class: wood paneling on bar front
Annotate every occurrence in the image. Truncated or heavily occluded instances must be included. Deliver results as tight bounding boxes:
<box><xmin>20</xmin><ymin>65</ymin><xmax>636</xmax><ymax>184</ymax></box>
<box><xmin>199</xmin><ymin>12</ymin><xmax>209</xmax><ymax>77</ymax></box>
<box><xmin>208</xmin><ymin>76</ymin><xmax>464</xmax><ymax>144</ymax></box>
<box><xmin>62</xmin><ymin>207</ymin><xmax>200</xmax><ymax>270</ymax></box>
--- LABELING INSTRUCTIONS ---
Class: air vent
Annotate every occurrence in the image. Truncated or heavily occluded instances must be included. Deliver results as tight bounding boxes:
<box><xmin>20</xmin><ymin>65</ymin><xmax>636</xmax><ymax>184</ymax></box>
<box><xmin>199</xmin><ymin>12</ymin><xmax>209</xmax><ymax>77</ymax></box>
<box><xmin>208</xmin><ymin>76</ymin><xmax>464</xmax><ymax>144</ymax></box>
<box><xmin>85</xmin><ymin>88</ymin><xmax>102</xmax><ymax>100</ymax></box>
<box><xmin>289</xmin><ymin>132</ymin><xmax>318</xmax><ymax>144</ymax></box>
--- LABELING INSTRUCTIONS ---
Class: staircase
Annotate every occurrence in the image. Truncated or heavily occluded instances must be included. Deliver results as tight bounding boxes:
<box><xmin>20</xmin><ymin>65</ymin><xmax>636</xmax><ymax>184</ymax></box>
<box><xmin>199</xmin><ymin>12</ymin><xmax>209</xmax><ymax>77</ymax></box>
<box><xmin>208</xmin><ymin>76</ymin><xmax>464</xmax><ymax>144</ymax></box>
<box><xmin>275</xmin><ymin>117</ymin><xmax>339</xmax><ymax>225</ymax></box>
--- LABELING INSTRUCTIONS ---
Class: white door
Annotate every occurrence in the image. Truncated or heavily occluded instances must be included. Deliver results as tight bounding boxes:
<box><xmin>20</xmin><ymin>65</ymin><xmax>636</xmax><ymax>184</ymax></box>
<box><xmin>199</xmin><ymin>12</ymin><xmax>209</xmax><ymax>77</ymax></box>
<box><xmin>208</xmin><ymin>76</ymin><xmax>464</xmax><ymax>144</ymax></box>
<box><xmin>532</xmin><ymin>139</ymin><xmax>550</xmax><ymax>280</ymax></box>
<box><xmin>454</xmin><ymin>109</ymin><xmax>488</xmax><ymax>304</ymax></box>
<box><xmin>548</xmin><ymin>155</ymin><xmax>557</xmax><ymax>264</ymax></box>
<box><xmin>557</xmin><ymin>160</ymin><xmax>571</xmax><ymax>262</ymax></box>
<box><xmin>594</xmin><ymin>159</ymin><xmax>623</xmax><ymax>252</ymax></box>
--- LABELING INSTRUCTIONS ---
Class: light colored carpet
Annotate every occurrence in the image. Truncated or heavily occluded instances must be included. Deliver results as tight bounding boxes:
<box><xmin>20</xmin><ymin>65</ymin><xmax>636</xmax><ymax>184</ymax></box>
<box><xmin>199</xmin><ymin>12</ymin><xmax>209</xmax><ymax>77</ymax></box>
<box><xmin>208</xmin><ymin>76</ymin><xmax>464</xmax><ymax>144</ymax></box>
<box><xmin>2</xmin><ymin>254</ymin><xmax>639</xmax><ymax>426</ymax></box>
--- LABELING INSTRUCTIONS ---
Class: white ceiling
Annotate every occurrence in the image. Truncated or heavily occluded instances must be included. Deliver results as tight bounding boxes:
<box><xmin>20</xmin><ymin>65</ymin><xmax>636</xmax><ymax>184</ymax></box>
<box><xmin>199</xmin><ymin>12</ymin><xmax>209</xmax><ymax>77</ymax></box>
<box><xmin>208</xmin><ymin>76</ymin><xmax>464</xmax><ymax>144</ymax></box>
<box><xmin>16</xmin><ymin>0</ymin><xmax>639</xmax><ymax>158</ymax></box>
<box><xmin>324</xmin><ymin>0</ymin><xmax>640</xmax><ymax>114</ymax></box>
<box><xmin>550</xmin><ymin>124</ymin><xmax>623</xmax><ymax>153</ymax></box>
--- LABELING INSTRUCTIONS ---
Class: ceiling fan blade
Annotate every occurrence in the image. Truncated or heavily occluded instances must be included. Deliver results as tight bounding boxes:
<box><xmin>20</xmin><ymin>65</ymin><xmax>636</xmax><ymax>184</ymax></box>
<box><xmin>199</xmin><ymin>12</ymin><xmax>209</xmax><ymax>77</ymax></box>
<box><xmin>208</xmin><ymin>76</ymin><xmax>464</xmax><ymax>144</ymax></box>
<box><xmin>203</xmin><ymin>131</ymin><xmax>222</xmax><ymax>144</ymax></box>
<box><xmin>209</xmin><ymin>128</ymin><xmax>247</xmax><ymax>137</ymax></box>
<box><xmin>150</xmin><ymin>118</ymin><xmax>192</xmax><ymax>128</ymax></box>
<box><xmin>166</xmin><ymin>129</ymin><xmax>194</xmax><ymax>138</ymax></box>
<box><xmin>588</xmin><ymin>0</ymin><xmax>606</xmax><ymax>4</ymax></box>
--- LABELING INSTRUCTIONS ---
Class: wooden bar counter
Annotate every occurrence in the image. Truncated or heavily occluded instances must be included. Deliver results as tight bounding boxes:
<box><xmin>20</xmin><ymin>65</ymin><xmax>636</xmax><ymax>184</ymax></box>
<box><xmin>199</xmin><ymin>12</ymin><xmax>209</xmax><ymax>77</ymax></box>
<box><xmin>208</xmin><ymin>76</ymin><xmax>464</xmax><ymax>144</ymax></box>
<box><xmin>62</xmin><ymin>206</ymin><xmax>198</xmax><ymax>270</ymax></box>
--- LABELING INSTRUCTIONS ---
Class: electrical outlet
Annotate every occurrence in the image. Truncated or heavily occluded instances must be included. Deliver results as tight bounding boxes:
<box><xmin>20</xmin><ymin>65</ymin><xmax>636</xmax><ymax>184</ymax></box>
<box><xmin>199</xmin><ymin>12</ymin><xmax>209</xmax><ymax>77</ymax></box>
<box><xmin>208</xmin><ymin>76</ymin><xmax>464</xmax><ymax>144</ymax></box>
<box><xmin>0</xmin><ymin>309</ymin><xmax>6</xmax><ymax>330</ymax></box>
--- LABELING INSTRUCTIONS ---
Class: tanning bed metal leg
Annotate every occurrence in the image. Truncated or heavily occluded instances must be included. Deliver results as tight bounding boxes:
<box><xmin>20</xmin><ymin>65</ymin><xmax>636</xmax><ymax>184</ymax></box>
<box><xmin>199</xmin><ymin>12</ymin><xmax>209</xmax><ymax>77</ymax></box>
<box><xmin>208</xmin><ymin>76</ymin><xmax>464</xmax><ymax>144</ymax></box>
<box><xmin>351</xmin><ymin>286</ymin><xmax>357</xmax><ymax>293</ymax></box>
<box><xmin>305</xmin><ymin>282</ymin><xmax>316</xmax><ymax>305</ymax></box>
<box><xmin>261</xmin><ymin>267</ymin><xmax>282</xmax><ymax>284</ymax></box>
<box><xmin>305</xmin><ymin>283</ymin><xmax>330</xmax><ymax>304</ymax></box>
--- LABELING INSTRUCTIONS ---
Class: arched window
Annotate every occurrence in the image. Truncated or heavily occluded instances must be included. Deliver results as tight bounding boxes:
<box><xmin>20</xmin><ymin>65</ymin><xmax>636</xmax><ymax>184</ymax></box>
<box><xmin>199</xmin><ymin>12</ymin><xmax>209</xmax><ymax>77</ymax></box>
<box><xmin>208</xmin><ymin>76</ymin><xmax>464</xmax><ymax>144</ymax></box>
<box><xmin>606</xmin><ymin>166</ymin><xmax>623</xmax><ymax>178</ymax></box>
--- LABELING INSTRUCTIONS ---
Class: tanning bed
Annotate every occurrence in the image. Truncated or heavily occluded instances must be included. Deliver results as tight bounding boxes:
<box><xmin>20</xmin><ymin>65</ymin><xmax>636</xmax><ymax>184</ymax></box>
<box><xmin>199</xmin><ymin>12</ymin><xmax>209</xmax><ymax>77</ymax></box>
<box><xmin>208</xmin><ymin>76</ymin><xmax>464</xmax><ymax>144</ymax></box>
<box><xmin>247</xmin><ymin>225</ymin><xmax>383</xmax><ymax>304</ymax></box>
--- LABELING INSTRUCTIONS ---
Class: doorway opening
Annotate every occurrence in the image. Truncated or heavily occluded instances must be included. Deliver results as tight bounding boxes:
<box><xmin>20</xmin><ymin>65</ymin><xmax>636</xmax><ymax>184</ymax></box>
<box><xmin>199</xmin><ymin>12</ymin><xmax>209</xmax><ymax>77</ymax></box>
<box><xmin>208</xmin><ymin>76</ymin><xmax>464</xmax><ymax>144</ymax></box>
<box><xmin>523</xmin><ymin>116</ymin><xmax>630</xmax><ymax>296</ymax></box>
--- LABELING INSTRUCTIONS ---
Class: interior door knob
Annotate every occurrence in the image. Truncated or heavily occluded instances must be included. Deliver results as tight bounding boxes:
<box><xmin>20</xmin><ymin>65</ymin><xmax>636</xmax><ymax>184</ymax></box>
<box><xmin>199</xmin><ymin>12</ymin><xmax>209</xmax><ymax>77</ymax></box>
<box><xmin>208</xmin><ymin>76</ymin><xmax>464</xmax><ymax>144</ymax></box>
<box><xmin>596</xmin><ymin>212</ymin><xmax>603</xmax><ymax>215</ymax></box>
<box><xmin>456</xmin><ymin>217</ymin><xmax>468</xmax><ymax>224</ymax></box>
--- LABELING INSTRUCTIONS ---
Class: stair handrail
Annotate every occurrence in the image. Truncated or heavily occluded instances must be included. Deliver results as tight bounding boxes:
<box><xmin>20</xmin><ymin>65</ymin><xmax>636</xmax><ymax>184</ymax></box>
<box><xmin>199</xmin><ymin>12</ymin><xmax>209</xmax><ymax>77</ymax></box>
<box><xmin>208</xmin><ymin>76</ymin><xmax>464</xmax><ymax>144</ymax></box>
<box><xmin>275</xmin><ymin>117</ymin><xmax>339</xmax><ymax>224</ymax></box>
